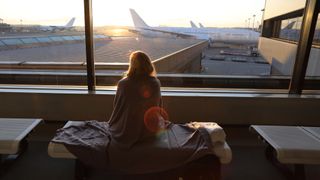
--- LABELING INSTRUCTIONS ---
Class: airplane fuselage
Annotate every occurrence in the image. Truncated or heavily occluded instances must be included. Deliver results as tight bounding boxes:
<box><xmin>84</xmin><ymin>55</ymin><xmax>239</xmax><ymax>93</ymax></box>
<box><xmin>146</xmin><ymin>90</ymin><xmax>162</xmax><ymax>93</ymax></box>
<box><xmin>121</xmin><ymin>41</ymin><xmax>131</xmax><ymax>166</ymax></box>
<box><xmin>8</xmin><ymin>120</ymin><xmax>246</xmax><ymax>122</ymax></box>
<box><xmin>143</xmin><ymin>26</ymin><xmax>260</xmax><ymax>45</ymax></box>
<box><xmin>130</xmin><ymin>9</ymin><xmax>260</xmax><ymax>45</ymax></box>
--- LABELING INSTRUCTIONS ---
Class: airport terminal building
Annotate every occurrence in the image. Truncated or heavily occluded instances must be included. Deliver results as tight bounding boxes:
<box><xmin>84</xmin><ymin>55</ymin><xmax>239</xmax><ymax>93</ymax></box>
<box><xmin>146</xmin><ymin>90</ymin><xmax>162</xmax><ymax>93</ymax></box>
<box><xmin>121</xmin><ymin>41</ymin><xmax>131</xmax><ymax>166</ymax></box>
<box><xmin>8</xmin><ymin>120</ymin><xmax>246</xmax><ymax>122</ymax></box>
<box><xmin>1</xmin><ymin>0</ymin><xmax>320</xmax><ymax>180</ymax></box>
<box><xmin>259</xmin><ymin>0</ymin><xmax>320</xmax><ymax>76</ymax></box>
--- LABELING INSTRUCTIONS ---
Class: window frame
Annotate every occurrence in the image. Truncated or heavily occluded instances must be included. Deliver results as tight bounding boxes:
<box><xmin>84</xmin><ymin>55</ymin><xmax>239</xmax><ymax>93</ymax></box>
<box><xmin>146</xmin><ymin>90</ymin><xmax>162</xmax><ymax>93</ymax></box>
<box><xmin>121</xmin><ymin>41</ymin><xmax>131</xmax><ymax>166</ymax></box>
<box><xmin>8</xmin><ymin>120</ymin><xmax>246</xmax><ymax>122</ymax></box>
<box><xmin>0</xmin><ymin>0</ymin><xmax>319</xmax><ymax>95</ymax></box>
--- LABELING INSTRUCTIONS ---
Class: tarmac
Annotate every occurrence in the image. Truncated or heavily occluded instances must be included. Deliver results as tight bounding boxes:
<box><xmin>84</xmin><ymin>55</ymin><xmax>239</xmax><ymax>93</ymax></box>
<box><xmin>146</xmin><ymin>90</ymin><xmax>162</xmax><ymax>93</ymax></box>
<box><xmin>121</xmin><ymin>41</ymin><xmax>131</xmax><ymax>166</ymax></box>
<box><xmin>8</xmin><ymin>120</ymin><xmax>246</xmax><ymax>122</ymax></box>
<box><xmin>201</xmin><ymin>46</ymin><xmax>271</xmax><ymax>76</ymax></box>
<box><xmin>0</xmin><ymin>36</ymin><xmax>202</xmax><ymax>64</ymax></box>
<box><xmin>0</xmin><ymin>32</ymin><xmax>271</xmax><ymax>75</ymax></box>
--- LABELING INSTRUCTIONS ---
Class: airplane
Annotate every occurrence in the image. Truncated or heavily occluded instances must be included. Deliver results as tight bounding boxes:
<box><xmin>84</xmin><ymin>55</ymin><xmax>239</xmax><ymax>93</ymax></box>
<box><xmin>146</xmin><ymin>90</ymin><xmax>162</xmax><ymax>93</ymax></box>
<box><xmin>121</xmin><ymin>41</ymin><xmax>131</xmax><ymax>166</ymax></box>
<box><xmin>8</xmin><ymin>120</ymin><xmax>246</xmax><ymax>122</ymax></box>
<box><xmin>278</xmin><ymin>21</ymin><xmax>300</xmax><ymax>41</ymax></box>
<box><xmin>199</xmin><ymin>23</ymin><xmax>205</xmax><ymax>28</ymax></box>
<box><xmin>190</xmin><ymin>21</ymin><xmax>198</xmax><ymax>28</ymax></box>
<box><xmin>129</xmin><ymin>9</ymin><xmax>260</xmax><ymax>46</ymax></box>
<box><xmin>38</xmin><ymin>17</ymin><xmax>76</xmax><ymax>32</ymax></box>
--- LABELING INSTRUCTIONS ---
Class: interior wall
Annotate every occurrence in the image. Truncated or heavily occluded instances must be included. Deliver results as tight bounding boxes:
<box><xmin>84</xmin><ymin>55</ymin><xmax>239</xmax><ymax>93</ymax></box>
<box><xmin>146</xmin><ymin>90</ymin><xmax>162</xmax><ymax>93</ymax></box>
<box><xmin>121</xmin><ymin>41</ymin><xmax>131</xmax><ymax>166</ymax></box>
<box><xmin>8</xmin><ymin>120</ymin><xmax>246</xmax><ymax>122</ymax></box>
<box><xmin>1</xmin><ymin>90</ymin><xmax>320</xmax><ymax>126</ymax></box>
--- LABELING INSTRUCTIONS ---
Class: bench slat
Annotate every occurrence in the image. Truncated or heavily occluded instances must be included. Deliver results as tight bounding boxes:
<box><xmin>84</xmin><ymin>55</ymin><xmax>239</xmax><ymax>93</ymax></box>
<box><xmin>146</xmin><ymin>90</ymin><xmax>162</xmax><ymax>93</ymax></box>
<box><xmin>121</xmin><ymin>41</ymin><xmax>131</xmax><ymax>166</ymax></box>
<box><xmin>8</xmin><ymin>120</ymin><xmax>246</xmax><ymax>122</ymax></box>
<box><xmin>251</xmin><ymin>125</ymin><xmax>320</xmax><ymax>164</ymax></box>
<box><xmin>0</xmin><ymin>118</ymin><xmax>42</xmax><ymax>154</ymax></box>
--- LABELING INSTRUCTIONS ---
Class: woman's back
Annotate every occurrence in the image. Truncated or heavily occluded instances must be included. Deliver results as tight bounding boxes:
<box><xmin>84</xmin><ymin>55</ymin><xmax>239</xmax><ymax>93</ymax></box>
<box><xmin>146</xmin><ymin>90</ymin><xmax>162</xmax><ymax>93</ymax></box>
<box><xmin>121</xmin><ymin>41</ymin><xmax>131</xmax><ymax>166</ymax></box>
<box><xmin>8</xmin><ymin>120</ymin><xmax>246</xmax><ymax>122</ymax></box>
<box><xmin>52</xmin><ymin>51</ymin><xmax>214</xmax><ymax>174</ymax></box>
<box><xmin>108</xmin><ymin>76</ymin><xmax>162</xmax><ymax>148</ymax></box>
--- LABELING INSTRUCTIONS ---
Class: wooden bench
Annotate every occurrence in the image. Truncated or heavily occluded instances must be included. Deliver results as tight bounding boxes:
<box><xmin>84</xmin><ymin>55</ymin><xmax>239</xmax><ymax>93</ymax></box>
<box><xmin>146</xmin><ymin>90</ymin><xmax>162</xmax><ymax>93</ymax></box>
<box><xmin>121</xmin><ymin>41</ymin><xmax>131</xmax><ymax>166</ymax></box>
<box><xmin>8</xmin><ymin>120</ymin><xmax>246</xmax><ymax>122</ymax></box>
<box><xmin>250</xmin><ymin>125</ymin><xmax>320</xmax><ymax>180</ymax></box>
<box><xmin>49</xmin><ymin>121</ymin><xmax>232</xmax><ymax>180</ymax></box>
<box><xmin>0</xmin><ymin>118</ymin><xmax>42</xmax><ymax>172</ymax></box>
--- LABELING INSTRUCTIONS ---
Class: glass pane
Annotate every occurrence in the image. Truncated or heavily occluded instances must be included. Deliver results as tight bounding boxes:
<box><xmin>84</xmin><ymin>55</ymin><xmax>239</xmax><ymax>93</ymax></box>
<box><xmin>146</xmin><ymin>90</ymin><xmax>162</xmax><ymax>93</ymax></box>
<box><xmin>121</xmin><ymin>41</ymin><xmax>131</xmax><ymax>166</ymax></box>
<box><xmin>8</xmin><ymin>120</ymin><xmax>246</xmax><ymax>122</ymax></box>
<box><xmin>0</xmin><ymin>0</ymin><xmax>86</xmax><ymax>87</ymax></box>
<box><xmin>259</xmin><ymin>1</ymin><xmax>306</xmax><ymax>78</ymax></box>
<box><xmin>93</xmin><ymin>0</ymin><xmax>277</xmax><ymax>89</ymax></box>
<box><xmin>313</xmin><ymin>14</ymin><xmax>320</xmax><ymax>45</ymax></box>
<box><xmin>71</xmin><ymin>35</ymin><xmax>83</xmax><ymax>40</ymax></box>
<box><xmin>279</xmin><ymin>17</ymin><xmax>302</xmax><ymax>42</ymax></box>
<box><xmin>2</xmin><ymin>38</ymin><xmax>23</xmax><ymax>45</ymax></box>
<box><xmin>61</xmin><ymin>36</ymin><xmax>75</xmax><ymax>41</ymax></box>
<box><xmin>49</xmin><ymin>36</ymin><xmax>64</xmax><ymax>42</ymax></box>
<box><xmin>36</xmin><ymin>37</ymin><xmax>52</xmax><ymax>43</ymax></box>
<box><xmin>0</xmin><ymin>40</ymin><xmax>6</xmax><ymax>46</ymax></box>
<box><xmin>305</xmin><ymin>13</ymin><xmax>320</xmax><ymax>83</ymax></box>
<box><xmin>20</xmin><ymin>38</ymin><xmax>39</xmax><ymax>44</ymax></box>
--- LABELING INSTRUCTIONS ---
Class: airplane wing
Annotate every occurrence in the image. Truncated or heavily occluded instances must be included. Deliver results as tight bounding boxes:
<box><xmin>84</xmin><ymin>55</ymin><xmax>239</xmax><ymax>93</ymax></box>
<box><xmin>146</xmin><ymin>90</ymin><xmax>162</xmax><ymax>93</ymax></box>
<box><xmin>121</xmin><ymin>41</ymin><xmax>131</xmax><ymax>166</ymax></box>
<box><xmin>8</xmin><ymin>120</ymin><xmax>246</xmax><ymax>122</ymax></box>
<box><xmin>128</xmin><ymin>27</ymin><xmax>196</xmax><ymax>38</ymax></box>
<box><xmin>142</xmin><ymin>27</ymin><xmax>196</xmax><ymax>38</ymax></box>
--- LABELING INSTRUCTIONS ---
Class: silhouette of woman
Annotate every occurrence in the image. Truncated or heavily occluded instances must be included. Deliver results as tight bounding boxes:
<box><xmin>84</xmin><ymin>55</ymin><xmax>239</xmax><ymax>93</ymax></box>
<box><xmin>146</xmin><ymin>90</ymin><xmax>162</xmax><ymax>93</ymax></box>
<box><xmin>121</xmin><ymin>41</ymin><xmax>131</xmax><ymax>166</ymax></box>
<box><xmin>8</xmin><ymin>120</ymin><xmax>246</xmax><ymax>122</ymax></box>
<box><xmin>53</xmin><ymin>51</ymin><xmax>216</xmax><ymax>175</ymax></box>
<box><xmin>107</xmin><ymin>51</ymin><xmax>215</xmax><ymax>173</ymax></box>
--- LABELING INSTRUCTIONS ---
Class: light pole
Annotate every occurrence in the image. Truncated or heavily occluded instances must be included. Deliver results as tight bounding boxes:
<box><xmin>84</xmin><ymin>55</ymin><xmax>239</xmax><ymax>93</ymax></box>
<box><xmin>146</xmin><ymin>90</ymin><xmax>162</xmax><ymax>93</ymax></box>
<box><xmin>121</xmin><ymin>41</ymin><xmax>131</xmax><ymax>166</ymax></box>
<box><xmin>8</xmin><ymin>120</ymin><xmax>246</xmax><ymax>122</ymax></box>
<box><xmin>261</xmin><ymin>8</ymin><xmax>265</xmax><ymax>31</ymax></box>
<box><xmin>248</xmin><ymin>18</ymin><xmax>251</xmax><ymax>29</ymax></box>
<box><xmin>253</xmin><ymin>14</ymin><xmax>256</xmax><ymax>30</ymax></box>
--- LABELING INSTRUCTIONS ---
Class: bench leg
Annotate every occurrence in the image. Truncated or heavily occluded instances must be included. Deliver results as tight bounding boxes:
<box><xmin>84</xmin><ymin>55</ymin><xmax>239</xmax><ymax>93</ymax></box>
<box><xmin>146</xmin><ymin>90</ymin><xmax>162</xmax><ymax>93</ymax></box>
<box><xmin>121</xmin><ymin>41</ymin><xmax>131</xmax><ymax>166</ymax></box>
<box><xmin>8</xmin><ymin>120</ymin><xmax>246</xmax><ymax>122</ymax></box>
<box><xmin>294</xmin><ymin>164</ymin><xmax>305</xmax><ymax>180</ymax></box>
<box><xmin>181</xmin><ymin>155</ymin><xmax>221</xmax><ymax>180</ymax></box>
<box><xmin>0</xmin><ymin>154</ymin><xmax>2</xmax><ymax>175</ymax></box>
<box><xmin>265</xmin><ymin>145</ymin><xmax>274</xmax><ymax>161</ymax></box>
<box><xmin>74</xmin><ymin>159</ymin><xmax>87</xmax><ymax>180</ymax></box>
<box><xmin>0</xmin><ymin>143</ymin><xmax>28</xmax><ymax>177</ymax></box>
<box><xmin>265</xmin><ymin>145</ymin><xmax>306</xmax><ymax>180</ymax></box>
<box><xmin>19</xmin><ymin>138</ymin><xmax>29</xmax><ymax>153</ymax></box>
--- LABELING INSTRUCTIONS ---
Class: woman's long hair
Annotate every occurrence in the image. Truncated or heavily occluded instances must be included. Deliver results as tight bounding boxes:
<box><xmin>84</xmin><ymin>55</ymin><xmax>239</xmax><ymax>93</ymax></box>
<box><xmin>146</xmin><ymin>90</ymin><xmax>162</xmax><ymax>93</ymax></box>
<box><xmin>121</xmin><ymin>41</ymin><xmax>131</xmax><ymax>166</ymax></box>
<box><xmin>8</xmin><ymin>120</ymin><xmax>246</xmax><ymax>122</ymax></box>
<box><xmin>125</xmin><ymin>51</ymin><xmax>156</xmax><ymax>77</ymax></box>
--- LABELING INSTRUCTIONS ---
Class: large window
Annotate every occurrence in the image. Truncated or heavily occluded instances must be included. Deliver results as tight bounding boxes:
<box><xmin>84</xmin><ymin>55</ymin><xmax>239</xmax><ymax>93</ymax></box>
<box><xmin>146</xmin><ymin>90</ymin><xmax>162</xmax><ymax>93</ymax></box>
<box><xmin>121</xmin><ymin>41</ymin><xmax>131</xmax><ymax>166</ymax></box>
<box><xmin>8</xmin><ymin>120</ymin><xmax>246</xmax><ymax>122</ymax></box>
<box><xmin>305</xmin><ymin>13</ymin><xmax>320</xmax><ymax>80</ymax></box>
<box><xmin>0</xmin><ymin>0</ymin><xmax>319</xmax><ymax>92</ymax></box>
<box><xmin>91</xmin><ymin>0</ymin><xmax>274</xmax><ymax>89</ymax></box>
<box><xmin>0</xmin><ymin>0</ymin><xmax>87</xmax><ymax>87</ymax></box>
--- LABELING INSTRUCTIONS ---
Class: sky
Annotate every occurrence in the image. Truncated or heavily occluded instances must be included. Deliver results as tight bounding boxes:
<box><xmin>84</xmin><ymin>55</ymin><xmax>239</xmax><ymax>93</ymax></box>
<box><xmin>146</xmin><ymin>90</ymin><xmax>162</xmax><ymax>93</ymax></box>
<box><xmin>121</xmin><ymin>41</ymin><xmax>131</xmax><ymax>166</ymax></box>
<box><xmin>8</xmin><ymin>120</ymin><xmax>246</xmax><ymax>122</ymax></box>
<box><xmin>0</xmin><ymin>0</ymin><xmax>265</xmax><ymax>28</ymax></box>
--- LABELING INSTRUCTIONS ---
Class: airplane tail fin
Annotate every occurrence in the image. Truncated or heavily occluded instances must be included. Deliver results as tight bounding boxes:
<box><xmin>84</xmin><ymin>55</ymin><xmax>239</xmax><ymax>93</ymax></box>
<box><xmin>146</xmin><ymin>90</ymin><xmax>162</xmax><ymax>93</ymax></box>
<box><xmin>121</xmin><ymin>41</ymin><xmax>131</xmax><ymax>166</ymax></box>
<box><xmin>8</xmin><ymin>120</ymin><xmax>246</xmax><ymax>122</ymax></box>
<box><xmin>190</xmin><ymin>21</ymin><xmax>198</xmax><ymax>28</ymax></box>
<box><xmin>199</xmin><ymin>23</ymin><xmax>205</xmax><ymax>28</ymax></box>
<box><xmin>129</xmin><ymin>9</ymin><xmax>149</xmax><ymax>28</ymax></box>
<box><xmin>65</xmin><ymin>17</ymin><xmax>76</xmax><ymax>27</ymax></box>
<box><xmin>284</xmin><ymin>21</ymin><xmax>295</xmax><ymax>30</ymax></box>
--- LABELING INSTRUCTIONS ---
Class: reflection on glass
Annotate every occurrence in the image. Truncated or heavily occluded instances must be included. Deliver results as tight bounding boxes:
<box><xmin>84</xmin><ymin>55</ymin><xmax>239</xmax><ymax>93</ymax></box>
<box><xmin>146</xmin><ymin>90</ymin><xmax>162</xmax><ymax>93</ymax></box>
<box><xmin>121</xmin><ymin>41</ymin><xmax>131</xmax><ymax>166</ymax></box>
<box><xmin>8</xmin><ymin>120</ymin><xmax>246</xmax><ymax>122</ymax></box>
<box><xmin>305</xmin><ymin>13</ymin><xmax>320</xmax><ymax>79</ymax></box>
<box><xmin>20</xmin><ymin>38</ymin><xmax>38</xmax><ymax>44</ymax></box>
<box><xmin>36</xmin><ymin>37</ymin><xmax>52</xmax><ymax>43</ymax></box>
<box><xmin>279</xmin><ymin>17</ymin><xmax>302</xmax><ymax>41</ymax></box>
<box><xmin>1</xmin><ymin>38</ymin><xmax>23</xmax><ymax>45</ymax></box>
<box><xmin>50</xmin><ymin>36</ymin><xmax>64</xmax><ymax>42</ymax></box>
<box><xmin>313</xmin><ymin>14</ymin><xmax>320</xmax><ymax>45</ymax></box>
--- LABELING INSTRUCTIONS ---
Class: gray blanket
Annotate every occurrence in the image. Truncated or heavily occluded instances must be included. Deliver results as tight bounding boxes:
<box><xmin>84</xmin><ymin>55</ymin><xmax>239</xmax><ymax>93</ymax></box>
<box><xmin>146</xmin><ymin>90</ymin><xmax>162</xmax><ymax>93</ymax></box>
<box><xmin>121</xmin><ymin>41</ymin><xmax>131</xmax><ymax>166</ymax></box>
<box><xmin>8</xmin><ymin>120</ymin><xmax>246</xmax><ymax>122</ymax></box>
<box><xmin>52</xmin><ymin>76</ymin><xmax>214</xmax><ymax>173</ymax></box>
<box><xmin>52</xmin><ymin>120</ymin><xmax>110</xmax><ymax>168</ymax></box>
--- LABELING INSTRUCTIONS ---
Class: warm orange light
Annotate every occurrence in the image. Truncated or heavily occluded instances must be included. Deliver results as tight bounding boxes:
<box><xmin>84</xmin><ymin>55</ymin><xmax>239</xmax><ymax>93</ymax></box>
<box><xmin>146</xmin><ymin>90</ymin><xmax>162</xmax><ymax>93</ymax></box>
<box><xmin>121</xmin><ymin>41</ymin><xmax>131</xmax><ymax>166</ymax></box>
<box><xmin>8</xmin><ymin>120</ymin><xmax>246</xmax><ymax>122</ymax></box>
<box><xmin>110</xmin><ymin>28</ymin><xmax>127</xmax><ymax>36</ymax></box>
<box><xmin>140</xmin><ymin>85</ymin><xmax>151</xmax><ymax>98</ymax></box>
<box><xmin>144</xmin><ymin>106</ymin><xmax>169</xmax><ymax>133</ymax></box>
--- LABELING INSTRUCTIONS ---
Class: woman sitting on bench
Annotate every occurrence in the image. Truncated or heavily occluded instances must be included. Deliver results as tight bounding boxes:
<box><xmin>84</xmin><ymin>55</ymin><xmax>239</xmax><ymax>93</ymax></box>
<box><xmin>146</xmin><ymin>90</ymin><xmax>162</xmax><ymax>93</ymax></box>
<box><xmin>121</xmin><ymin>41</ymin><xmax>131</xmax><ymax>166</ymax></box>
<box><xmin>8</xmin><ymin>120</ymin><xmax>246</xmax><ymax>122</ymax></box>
<box><xmin>53</xmin><ymin>51</ymin><xmax>218</xmax><ymax>177</ymax></box>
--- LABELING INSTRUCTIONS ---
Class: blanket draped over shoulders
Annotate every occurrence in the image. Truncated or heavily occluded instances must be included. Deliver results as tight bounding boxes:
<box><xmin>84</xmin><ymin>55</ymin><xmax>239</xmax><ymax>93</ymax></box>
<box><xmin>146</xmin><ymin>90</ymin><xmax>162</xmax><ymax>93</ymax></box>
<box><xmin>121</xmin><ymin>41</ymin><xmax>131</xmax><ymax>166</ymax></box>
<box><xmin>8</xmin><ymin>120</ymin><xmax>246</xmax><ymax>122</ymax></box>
<box><xmin>52</xmin><ymin>76</ymin><xmax>214</xmax><ymax>173</ymax></box>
